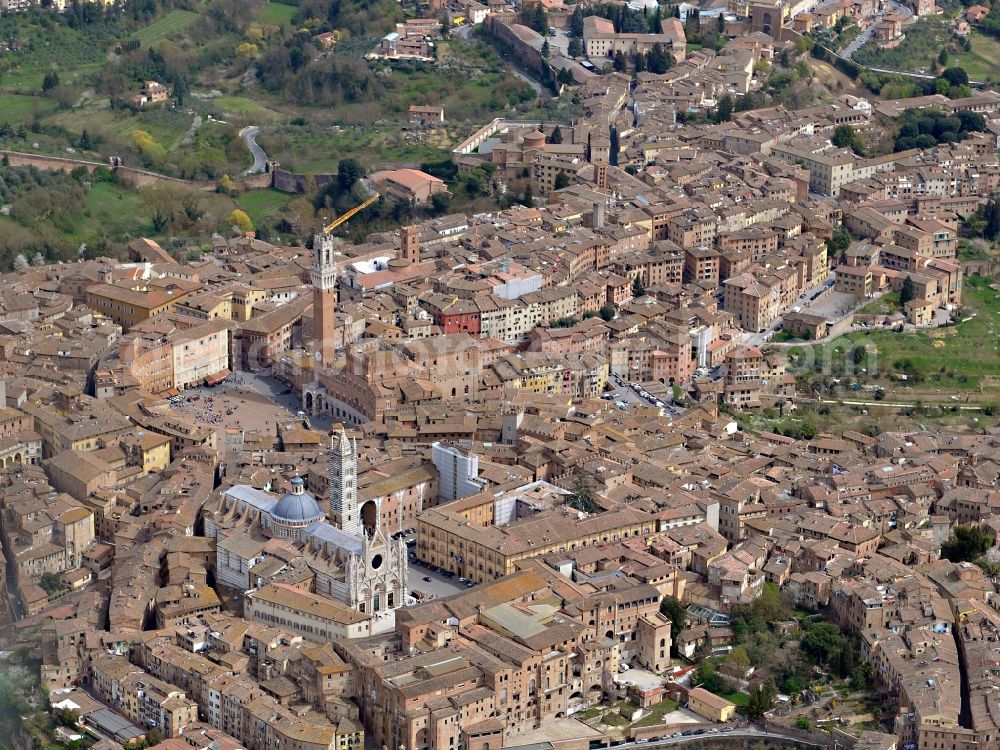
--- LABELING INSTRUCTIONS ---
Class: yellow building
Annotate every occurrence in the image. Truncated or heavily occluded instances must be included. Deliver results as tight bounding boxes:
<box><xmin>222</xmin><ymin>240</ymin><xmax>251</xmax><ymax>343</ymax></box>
<box><xmin>687</xmin><ymin>687</ymin><xmax>737</xmax><ymax>723</ymax></box>
<box><xmin>124</xmin><ymin>431</ymin><xmax>172</xmax><ymax>474</ymax></box>
<box><xmin>85</xmin><ymin>282</ymin><xmax>188</xmax><ymax>331</ymax></box>
<box><xmin>416</xmin><ymin>481</ymin><xmax>660</xmax><ymax>583</ymax></box>
<box><xmin>231</xmin><ymin>285</ymin><xmax>270</xmax><ymax>321</ymax></box>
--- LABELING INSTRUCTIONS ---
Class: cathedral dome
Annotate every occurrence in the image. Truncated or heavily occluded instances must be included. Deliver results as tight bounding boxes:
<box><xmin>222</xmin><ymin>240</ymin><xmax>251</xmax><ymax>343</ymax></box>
<box><xmin>271</xmin><ymin>476</ymin><xmax>325</xmax><ymax>525</ymax></box>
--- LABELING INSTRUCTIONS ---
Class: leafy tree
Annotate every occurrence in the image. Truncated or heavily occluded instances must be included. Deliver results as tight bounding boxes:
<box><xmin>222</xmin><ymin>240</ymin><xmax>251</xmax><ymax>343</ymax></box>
<box><xmin>632</xmin><ymin>274</ymin><xmax>645</xmax><ymax>297</ymax></box>
<box><xmin>725</xmin><ymin>645</ymin><xmax>751</xmax><ymax>675</ymax></box>
<box><xmin>795</xmin><ymin>716</ymin><xmax>811</xmax><ymax>730</ymax></box>
<box><xmin>599</xmin><ymin>305</ymin><xmax>615</xmax><ymax>321</ymax></box>
<box><xmin>522</xmin><ymin>183</ymin><xmax>534</xmax><ymax>207</ymax></box>
<box><xmin>13</xmin><ymin>254</ymin><xmax>29</xmax><ymax>271</ymax></box>
<box><xmin>520</xmin><ymin>1</ymin><xmax>548</xmax><ymax>33</ymax></box>
<box><xmin>613</xmin><ymin>50</ymin><xmax>627</xmax><ymax>72</ymax></box>
<box><xmin>941</xmin><ymin>66</ymin><xmax>969</xmax><ymax>87</ymax></box>
<box><xmin>542</xmin><ymin>39</ymin><xmax>551</xmax><ymax>58</ymax></box>
<box><xmin>229</xmin><ymin>209</ymin><xmax>254</xmax><ymax>234</ymax></box>
<box><xmin>571</xmin><ymin>6</ymin><xmax>585</xmax><ymax>36</ymax></box>
<box><xmin>131</xmin><ymin>129</ymin><xmax>166</xmax><ymax>165</ymax></box>
<box><xmin>568</xmin><ymin>37</ymin><xmax>584</xmax><ymax>56</ymax></box>
<box><xmin>42</xmin><ymin>71</ymin><xmax>60</xmax><ymax>92</ymax></box>
<box><xmin>941</xmin><ymin>524</ymin><xmax>995</xmax><ymax>562</ymax></box>
<box><xmin>40</xmin><ymin>572</ymin><xmax>63</xmax><ymax>595</ymax></box>
<box><xmin>801</xmin><ymin>621</ymin><xmax>846</xmax><ymax>667</ymax></box>
<box><xmin>610</xmin><ymin>126</ymin><xmax>619</xmax><ymax>166</ymax></box>
<box><xmin>648</xmin><ymin>42</ymin><xmax>671</xmax><ymax>73</ymax></box>
<box><xmin>900</xmin><ymin>275</ymin><xmax>916</xmax><ymax>306</ymax></box>
<box><xmin>957</xmin><ymin>110</ymin><xmax>987</xmax><ymax>132</ymax></box>
<box><xmin>693</xmin><ymin>659</ymin><xmax>727</xmax><ymax>693</ymax></box>
<box><xmin>832</xmin><ymin>124</ymin><xmax>861</xmax><ymax>152</ymax></box>
<box><xmin>337</xmin><ymin>158</ymin><xmax>363</xmax><ymax>195</ymax></box>
<box><xmin>568</xmin><ymin>474</ymin><xmax>601</xmax><ymax>513</ymax></box>
<box><xmin>554</xmin><ymin>171</ymin><xmax>571</xmax><ymax>189</ymax></box>
<box><xmin>659</xmin><ymin>596</ymin><xmax>687</xmax><ymax>652</ymax></box>
<box><xmin>783</xmin><ymin>673</ymin><xmax>806</xmax><ymax>695</ymax></box>
<box><xmin>982</xmin><ymin>198</ymin><xmax>1000</xmax><ymax>240</ymax></box>
<box><xmin>173</xmin><ymin>75</ymin><xmax>189</xmax><ymax>106</ymax></box>
<box><xmin>938</xmin><ymin>48</ymin><xmax>949</xmax><ymax>66</ymax></box>
<box><xmin>713</xmin><ymin>94</ymin><xmax>733</xmax><ymax>123</ymax></box>
<box><xmin>431</xmin><ymin>192</ymin><xmax>451</xmax><ymax>214</ymax></box>
<box><xmin>79</xmin><ymin>130</ymin><xmax>92</xmax><ymax>151</ymax></box>
<box><xmin>745</xmin><ymin>681</ymin><xmax>775</xmax><ymax>720</ymax></box>
<box><xmin>549</xmin><ymin>125</ymin><xmax>563</xmax><ymax>144</ymax></box>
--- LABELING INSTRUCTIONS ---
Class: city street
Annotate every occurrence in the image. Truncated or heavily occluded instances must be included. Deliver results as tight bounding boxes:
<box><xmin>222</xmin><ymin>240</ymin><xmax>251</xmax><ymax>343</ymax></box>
<box><xmin>743</xmin><ymin>275</ymin><xmax>837</xmax><ymax>348</ymax></box>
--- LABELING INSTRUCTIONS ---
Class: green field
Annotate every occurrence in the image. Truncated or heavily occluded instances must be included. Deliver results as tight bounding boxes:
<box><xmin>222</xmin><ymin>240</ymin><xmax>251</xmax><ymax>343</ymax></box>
<box><xmin>71</xmin><ymin>181</ymin><xmax>153</xmax><ymax>241</ymax></box>
<box><xmin>254</xmin><ymin>2</ymin><xmax>298</xmax><ymax>26</ymax></box>
<box><xmin>236</xmin><ymin>188</ymin><xmax>295</xmax><ymax>229</ymax></box>
<box><xmin>210</xmin><ymin>95</ymin><xmax>285</xmax><ymax>123</ymax></box>
<box><xmin>47</xmin><ymin>105</ymin><xmax>192</xmax><ymax>152</ymax></box>
<box><xmin>132</xmin><ymin>9</ymin><xmax>200</xmax><ymax>46</ymax></box>
<box><xmin>721</xmin><ymin>691</ymin><xmax>750</xmax><ymax>707</ymax></box>
<box><xmin>858</xmin><ymin>290</ymin><xmax>901</xmax><ymax>316</ymax></box>
<box><xmin>260</xmin><ymin>124</ymin><xmax>451</xmax><ymax>172</ymax></box>
<box><xmin>0</xmin><ymin>94</ymin><xmax>57</xmax><ymax>126</ymax></box>
<box><xmin>791</xmin><ymin>276</ymin><xmax>1000</xmax><ymax>392</ymax></box>
<box><xmin>957</xmin><ymin>31</ymin><xmax>1000</xmax><ymax>83</ymax></box>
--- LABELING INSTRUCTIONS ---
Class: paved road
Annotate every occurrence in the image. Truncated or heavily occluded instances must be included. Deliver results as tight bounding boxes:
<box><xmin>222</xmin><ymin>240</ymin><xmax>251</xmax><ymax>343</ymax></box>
<box><xmin>841</xmin><ymin>0</ymin><xmax>911</xmax><ymax>60</ymax></box>
<box><xmin>609</xmin><ymin>727</ymin><xmax>831</xmax><ymax>748</ymax></box>
<box><xmin>743</xmin><ymin>276</ymin><xmax>837</xmax><ymax>348</ymax></box>
<box><xmin>239</xmin><ymin>125</ymin><xmax>267</xmax><ymax>174</ymax></box>
<box><xmin>819</xmin><ymin>397</ymin><xmax>988</xmax><ymax>409</ymax></box>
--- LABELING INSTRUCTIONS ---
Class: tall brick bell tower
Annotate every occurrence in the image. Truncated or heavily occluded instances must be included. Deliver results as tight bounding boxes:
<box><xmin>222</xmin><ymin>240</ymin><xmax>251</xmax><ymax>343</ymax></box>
<box><xmin>311</xmin><ymin>233</ymin><xmax>338</xmax><ymax>369</ymax></box>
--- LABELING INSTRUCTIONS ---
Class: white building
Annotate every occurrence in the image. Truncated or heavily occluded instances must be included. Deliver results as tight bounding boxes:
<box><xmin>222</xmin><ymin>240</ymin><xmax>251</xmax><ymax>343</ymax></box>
<box><xmin>431</xmin><ymin>441</ymin><xmax>486</xmax><ymax>502</ymax></box>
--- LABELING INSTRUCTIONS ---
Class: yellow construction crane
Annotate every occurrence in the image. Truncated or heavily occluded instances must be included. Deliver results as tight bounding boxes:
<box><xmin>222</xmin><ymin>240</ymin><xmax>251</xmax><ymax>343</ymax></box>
<box><xmin>323</xmin><ymin>192</ymin><xmax>380</xmax><ymax>233</ymax></box>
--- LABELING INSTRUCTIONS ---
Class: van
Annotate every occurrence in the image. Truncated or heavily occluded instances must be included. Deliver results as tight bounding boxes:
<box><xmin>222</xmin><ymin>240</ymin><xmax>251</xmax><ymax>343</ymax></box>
<box><xmin>615</xmin><ymin>400</ymin><xmax>628</xmax><ymax>410</ymax></box>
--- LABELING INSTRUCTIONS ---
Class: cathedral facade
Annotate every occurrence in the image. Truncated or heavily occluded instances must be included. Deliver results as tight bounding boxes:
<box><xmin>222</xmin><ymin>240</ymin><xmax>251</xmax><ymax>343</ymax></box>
<box><xmin>207</xmin><ymin>427</ymin><xmax>408</xmax><ymax>623</ymax></box>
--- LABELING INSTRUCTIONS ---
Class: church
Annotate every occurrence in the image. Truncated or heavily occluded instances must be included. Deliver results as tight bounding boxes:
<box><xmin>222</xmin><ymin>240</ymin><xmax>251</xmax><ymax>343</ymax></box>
<box><xmin>205</xmin><ymin>427</ymin><xmax>408</xmax><ymax>625</ymax></box>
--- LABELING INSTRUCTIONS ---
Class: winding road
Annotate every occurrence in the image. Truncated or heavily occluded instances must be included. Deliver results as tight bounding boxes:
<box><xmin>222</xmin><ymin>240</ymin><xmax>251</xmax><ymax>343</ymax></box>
<box><xmin>239</xmin><ymin>125</ymin><xmax>268</xmax><ymax>174</ymax></box>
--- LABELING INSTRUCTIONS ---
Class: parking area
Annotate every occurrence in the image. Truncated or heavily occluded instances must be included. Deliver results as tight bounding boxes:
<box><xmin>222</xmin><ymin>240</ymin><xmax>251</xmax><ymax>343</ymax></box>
<box><xmin>505</xmin><ymin>718</ymin><xmax>603</xmax><ymax>743</ymax></box>
<box><xmin>615</xmin><ymin>667</ymin><xmax>664</xmax><ymax>693</ymax></box>
<box><xmin>803</xmin><ymin>290</ymin><xmax>857</xmax><ymax>320</ymax></box>
<box><xmin>606</xmin><ymin>373</ymin><xmax>684</xmax><ymax>417</ymax></box>
<box><xmin>659</xmin><ymin>708</ymin><xmax>708</xmax><ymax>726</ymax></box>
<box><xmin>407</xmin><ymin>562</ymin><xmax>470</xmax><ymax>601</ymax></box>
